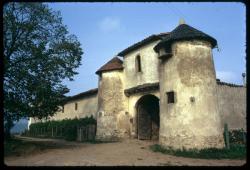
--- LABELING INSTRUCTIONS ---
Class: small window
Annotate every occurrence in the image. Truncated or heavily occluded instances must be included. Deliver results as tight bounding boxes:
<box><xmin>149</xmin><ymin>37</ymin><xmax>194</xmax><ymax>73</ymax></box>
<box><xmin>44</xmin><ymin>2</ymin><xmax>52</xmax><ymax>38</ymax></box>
<box><xmin>165</xmin><ymin>45</ymin><xmax>172</xmax><ymax>54</ymax></box>
<box><xmin>136</xmin><ymin>55</ymin><xmax>142</xmax><ymax>72</ymax></box>
<box><xmin>62</xmin><ymin>106</ymin><xmax>64</xmax><ymax>113</ymax></box>
<box><xmin>75</xmin><ymin>103</ymin><xmax>78</xmax><ymax>110</ymax></box>
<box><xmin>166</xmin><ymin>91</ymin><xmax>175</xmax><ymax>103</ymax></box>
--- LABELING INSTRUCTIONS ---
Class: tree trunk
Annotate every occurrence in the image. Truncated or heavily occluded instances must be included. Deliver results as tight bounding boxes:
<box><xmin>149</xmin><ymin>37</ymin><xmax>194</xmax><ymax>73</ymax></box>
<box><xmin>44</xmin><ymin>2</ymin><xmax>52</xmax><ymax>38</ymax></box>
<box><xmin>4</xmin><ymin>117</ymin><xmax>14</xmax><ymax>139</ymax></box>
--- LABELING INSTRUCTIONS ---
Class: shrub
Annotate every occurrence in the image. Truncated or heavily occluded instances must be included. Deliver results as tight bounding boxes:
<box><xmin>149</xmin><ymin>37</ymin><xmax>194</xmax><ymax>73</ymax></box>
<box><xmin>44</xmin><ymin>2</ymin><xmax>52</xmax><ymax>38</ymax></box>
<box><xmin>150</xmin><ymin>144</ymin><xmax>246</xmax><ymax>159</ymax></box>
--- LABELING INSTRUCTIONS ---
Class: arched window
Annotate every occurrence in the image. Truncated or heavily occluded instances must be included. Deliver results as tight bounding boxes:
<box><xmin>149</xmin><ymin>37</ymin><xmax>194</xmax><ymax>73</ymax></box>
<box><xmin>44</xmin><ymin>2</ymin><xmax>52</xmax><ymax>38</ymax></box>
<box><xmin>136</xmin><ymin>55</ymin><xmax>142</xmax><ymax>72</ymax></box>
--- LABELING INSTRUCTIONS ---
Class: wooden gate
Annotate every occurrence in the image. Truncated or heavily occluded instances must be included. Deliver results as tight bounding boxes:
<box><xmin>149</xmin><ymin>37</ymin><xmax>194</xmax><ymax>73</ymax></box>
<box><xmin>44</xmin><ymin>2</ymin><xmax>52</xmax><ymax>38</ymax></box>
<box><xmin>77</xmin><ymin>124</ymin><xmax>96</xmax><ymax>142</ymax></box>
<box><xmin>137</xmin><ymin>104</ymin><xmax>152</xmax><ymax>140</ymax></box>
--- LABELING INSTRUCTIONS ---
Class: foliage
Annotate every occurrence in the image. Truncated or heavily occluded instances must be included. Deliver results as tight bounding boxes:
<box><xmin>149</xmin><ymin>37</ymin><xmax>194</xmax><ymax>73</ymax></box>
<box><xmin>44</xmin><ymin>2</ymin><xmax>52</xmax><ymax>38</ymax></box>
<box><xmin>150</xmin><ymin>144</ymin><xmax>246</xmax><ymax>160</ymax></box>
<box><xmin>229</xmin><ymin>129</ymin><xmax>246</xmax><ymax>145</ymax></box>
<box><xmin>24</xmin><ymin>116</ymin><xmax>96</xmax><ymax>141</ymax></box>
<box><xmin>3</xmin><ymin>2</ymin><xmax>83</xmax><ymax>136</ymax></box>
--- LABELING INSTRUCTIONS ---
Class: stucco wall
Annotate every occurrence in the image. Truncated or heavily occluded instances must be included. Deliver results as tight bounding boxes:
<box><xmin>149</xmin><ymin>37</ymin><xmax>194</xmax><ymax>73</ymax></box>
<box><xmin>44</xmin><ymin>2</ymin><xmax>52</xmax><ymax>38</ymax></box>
<box><xmin>159</xmin><ymin>40</ymin><xmax>224</xmax><ymax>149</ymax></box>
<box><xmin>52</xmin><ymin>95</ymin><xmax>98</xmax><ymax>120</ymax></box>
<box><xmin>29</xmin><ymin>93</ymin><xmax>98</xmax><ymax>126</ymax></box>
<box><xmin>123</xmin><ymin>41</ymin><xmax>160</xmax><ymax>89</ymax></box>
<box><xmin>217</xmin><ymin>85</ymin><xmax>246</xmax><ymax>130</ymax></box>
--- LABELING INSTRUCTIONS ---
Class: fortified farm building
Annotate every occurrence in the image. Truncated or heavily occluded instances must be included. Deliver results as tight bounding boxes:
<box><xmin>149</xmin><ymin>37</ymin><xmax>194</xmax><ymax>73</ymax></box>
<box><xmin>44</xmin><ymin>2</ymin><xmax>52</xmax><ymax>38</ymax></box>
<box><xmin>29</xmin><ymin>22</ymin><xmax>246</xmax><ymax>149</ymax></box>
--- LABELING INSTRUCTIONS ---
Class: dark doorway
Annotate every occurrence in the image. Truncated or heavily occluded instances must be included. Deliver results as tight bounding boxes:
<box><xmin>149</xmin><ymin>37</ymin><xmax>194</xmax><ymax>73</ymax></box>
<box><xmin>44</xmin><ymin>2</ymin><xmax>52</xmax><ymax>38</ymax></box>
<box><xmin>136</xmin><ymin>95</ymin><xmax>159</xmax><ymax>140</ymax></box>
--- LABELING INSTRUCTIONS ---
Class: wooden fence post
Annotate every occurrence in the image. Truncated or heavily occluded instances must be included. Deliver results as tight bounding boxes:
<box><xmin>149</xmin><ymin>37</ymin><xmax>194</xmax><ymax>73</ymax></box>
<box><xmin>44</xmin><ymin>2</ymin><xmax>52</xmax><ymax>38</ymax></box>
<box><xmin>224</xmin><ymin>123</ymin><xmax>230</xmax><ymax>149</ymax></box>
<box><xmin>52</xmin><ymin>127</ymin><xmax>54</xmax><ymax>137</ymax></box>
<box><xmin>242</xmin><ymin>129</ymin><xmax>246</xmax><ymax>144</ymax></box>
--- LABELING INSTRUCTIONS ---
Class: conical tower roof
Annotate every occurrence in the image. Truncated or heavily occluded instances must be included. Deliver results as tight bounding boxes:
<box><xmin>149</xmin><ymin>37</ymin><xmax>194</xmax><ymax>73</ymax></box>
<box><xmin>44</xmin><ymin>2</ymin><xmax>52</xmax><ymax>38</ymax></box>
<box><xmin>154</xmin><ymin>24</ymin><xmax>217</xmax><ymax>52</ymax></box>
<box><xmin>95</xmin><ymin>57</ymin><xmax>123</xmax><ymax>75</ymax></box>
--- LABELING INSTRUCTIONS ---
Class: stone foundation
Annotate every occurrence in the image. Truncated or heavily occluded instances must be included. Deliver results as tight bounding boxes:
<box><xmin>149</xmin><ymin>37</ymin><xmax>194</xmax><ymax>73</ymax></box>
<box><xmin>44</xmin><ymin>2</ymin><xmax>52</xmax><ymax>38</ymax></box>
<box><xmin>95</xmin><ymin>114</ymin><xmax>130</xmax><ymax>141</ymax></box>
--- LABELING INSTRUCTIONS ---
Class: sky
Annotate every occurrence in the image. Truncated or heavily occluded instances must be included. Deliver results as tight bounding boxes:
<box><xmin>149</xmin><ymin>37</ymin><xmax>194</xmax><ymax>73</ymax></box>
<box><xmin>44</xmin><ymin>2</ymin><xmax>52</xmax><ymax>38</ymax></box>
<box><xmin>47</xmin><ymin>2</ymin><xmax>246</xmax><ymax>97</ymax></box>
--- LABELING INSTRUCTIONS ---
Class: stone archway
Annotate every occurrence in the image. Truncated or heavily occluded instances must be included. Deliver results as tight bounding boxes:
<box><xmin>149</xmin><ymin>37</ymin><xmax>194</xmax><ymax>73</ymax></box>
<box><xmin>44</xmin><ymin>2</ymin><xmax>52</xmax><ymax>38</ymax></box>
<box><xmin>136</xmin><ymin>94</ymin><xmax>159</xmax><ymax>140</ymax></box>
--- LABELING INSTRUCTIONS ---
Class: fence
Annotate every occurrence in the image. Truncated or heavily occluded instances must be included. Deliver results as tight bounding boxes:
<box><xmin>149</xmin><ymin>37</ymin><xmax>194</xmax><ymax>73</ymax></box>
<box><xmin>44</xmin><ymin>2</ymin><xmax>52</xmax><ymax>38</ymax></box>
<box><xmin>23</xmin><ymin>117</ymin><xmax>96</xmax><ymax>141</ymax></box>
<box><xmin>77</xmin><ymin>124</ymin><xmax>96</xmax><ymax>142</ymax></box>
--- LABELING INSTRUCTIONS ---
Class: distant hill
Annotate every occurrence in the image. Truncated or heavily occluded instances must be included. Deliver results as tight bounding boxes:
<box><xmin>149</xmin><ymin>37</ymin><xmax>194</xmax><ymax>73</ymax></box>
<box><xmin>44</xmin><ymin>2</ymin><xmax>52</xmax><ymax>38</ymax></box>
<box><xmin>10</xmin><ymin>119</ymin><xmax>28</xmax><ymax>134</ymax></box>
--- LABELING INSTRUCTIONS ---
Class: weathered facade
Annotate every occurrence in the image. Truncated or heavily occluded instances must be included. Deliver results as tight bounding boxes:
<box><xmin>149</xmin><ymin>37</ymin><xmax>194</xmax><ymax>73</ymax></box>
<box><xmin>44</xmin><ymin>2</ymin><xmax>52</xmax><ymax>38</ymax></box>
<box><xmin>29</xmin><ymin>22</ymin><xmax>246</xmax><ymax>150</ymax></box>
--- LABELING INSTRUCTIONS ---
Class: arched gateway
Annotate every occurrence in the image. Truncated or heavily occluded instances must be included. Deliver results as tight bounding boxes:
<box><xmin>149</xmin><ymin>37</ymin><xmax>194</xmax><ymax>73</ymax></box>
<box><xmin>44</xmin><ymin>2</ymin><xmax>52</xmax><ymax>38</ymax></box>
<box><xmin>136</xmin><ymin>94</ymin><xmax>159</xmax><ymax>140</ymax></box>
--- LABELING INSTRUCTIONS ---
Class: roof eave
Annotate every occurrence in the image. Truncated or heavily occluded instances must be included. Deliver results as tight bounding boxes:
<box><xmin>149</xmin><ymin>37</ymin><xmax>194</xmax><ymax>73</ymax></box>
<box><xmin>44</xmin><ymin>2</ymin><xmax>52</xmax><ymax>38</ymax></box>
<box><xmin>118</xmin><ymin>33</ymin><xmax>169</xmax><ymax>57</ymax></box>
<box><xmin>95</xmin><ymin>67</ymin><xmax>124</xmax><ymax>75</ymax></box>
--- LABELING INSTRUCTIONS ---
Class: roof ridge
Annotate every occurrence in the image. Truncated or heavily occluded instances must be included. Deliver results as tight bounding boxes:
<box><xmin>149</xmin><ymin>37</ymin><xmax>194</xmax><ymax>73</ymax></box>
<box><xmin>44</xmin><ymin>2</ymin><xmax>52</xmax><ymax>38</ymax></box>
<box><xmin>117</xmin><ymin>32</ymin><xmax>170</xmax><ymax>56</ymax></box>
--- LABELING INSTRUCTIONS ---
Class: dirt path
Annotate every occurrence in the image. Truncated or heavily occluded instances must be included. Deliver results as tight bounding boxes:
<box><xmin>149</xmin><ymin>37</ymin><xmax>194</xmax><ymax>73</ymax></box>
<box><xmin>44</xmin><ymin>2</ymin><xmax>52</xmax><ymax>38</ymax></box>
<box><xmin>5</xmin><ymin>136</ymin><xmax>246</xmax><ymax>166</ymax></box>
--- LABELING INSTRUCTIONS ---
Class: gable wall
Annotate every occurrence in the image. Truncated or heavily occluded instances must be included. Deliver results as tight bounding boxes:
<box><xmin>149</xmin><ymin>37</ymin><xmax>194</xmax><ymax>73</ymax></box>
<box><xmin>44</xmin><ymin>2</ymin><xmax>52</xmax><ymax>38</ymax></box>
<box><xmin>123</xmin><ymin>40</ymin><xmax>161</xmax><ymax>89</ymax></box>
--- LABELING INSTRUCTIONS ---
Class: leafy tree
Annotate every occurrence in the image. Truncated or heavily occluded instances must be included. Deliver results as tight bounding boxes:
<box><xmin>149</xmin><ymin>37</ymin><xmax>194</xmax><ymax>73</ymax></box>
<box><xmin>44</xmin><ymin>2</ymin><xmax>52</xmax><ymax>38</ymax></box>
<box><xmin>3</xmin><ymin>2</ymin><xmax>83</xmax><ymax>138</ymax></box>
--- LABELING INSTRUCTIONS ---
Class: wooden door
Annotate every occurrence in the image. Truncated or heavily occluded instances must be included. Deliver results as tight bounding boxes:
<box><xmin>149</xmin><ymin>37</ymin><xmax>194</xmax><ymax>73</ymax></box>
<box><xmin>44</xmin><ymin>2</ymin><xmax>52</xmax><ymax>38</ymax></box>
<box><xmin>138</xmin><ymin>104</ymin><xmax>152</xmax><ymax>140</ymax></box>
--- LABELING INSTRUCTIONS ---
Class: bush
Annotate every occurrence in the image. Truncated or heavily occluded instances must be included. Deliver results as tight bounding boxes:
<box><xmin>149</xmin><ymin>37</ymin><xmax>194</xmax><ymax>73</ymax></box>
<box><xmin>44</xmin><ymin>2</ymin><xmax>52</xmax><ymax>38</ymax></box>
<box><xmin>26</xmin><ymin>116</ymin><xmax>96</xmax><ymax>141</ymax></box>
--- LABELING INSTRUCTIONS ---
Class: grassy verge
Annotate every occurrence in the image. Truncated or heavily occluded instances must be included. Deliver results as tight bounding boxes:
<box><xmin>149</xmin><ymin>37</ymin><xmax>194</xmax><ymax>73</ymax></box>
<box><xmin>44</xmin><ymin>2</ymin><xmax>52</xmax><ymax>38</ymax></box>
<box><xmin>150</xmin><ymin>144</ymin><xmax>246</xmax><ymax>160</ymax></box>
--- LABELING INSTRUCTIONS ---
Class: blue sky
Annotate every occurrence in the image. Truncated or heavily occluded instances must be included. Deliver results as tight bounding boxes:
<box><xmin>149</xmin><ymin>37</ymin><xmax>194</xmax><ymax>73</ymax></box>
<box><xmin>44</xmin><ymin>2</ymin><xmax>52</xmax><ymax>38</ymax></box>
<box><xmin>48</xmin><ymin>2</ymin><xmax>246</xmax><ymax>96</ymax></box>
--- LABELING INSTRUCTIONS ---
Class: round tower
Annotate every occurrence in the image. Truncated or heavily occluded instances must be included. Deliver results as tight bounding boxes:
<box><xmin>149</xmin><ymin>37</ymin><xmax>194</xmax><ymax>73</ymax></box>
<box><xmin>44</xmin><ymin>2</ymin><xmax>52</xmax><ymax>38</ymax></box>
<box><xmin>95</xmin><ymin>57</ymin><xmax>129</xmax><ymax>141</ymax></box>
<box><xmin>154</xmin><ymin>22</ymin><xmax>225</xmax><ymax>149</ymax></box>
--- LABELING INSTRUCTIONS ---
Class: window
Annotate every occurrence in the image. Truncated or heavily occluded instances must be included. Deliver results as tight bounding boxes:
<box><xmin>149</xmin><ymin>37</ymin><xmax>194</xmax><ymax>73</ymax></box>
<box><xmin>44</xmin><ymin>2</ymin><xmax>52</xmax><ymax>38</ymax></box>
<box><xmin>62</xmin><ymin>106</ymin><xmax>64</xmax><ymax>113</ymax></box>
<box><xmin>166</xmin><ymin>91</ymin><xmax>175</xmax><ymax>103</ymax></box>
<box><xmin>136</xmin><ymin>55</ymin><xmax>142</xmax><ymax>72</ymax></box>
<box><xmin>75</xmin><ymin>103</ymin><xmax>78</xmax><ymax>110</ymax></box>
<box><xmin>165</xmin><ymin>45</ymin><xmax>172</xmax><ymax>54</ymax></box>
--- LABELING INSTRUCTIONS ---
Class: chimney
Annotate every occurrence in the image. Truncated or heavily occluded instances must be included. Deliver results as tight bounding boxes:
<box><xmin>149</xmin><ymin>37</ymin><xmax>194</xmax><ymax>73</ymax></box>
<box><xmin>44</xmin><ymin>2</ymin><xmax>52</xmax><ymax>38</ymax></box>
<box><xmin>179</xmin><ymin>18</ymin><xmax>185</xmax><ymax>25</ymax></box>
<box><xmin>242</xmin><ymin>73</ymin><xmax>246</xmax><ymax>86</ymax></box>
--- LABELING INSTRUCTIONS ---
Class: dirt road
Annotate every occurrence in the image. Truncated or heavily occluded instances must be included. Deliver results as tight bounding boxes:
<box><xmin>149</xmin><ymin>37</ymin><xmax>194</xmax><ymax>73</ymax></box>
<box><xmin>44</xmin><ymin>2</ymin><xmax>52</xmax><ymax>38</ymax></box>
<box><xmin>4</xmin><ymin>136</ymin><xmax>246</xmax><ymax>166</ymax></box>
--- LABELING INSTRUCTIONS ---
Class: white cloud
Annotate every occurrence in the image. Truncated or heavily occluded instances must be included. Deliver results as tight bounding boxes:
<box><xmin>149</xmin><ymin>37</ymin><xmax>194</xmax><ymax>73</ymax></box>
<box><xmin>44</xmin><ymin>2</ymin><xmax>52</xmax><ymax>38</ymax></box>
<box><xmin>98</xmin><ymin>17</ymin><xmax>121</xmax><ymax>32</ymax></box>
<box><xmin>216</xmin><ymin>71</ymin><xmax>238</xmax><ymax>83</ymax></box>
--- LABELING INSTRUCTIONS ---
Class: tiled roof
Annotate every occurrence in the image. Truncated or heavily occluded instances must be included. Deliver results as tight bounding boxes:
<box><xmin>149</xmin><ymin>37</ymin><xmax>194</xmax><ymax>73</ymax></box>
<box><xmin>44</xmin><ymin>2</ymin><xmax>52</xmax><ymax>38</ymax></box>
<box><xmin>95</xmin><ymin>57</ymin><xmax>123</xmax><ymax>75</ymax></box>
<box><xmin>154</xmin><ymin>24</ymin><xmax>217</xmax><ymax>52</ymax></box>
<box><xmin>117</xmin><ymin>32</ymin><xmax>170</xmax><ymax>56</ymax></box>
<box><xmin>64</xmin><ymin>88</ymin><xmax>98</xmax><ymax>103</ymax></box>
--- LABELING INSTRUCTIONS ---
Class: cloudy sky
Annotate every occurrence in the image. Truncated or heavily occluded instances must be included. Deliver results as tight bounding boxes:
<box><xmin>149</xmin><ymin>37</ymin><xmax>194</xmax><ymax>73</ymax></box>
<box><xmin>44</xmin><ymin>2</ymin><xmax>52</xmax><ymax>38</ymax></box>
<box><xmin>48</xmin><ymin>2</ymin><xmax>246</xmax><ymax>96</ymax></box>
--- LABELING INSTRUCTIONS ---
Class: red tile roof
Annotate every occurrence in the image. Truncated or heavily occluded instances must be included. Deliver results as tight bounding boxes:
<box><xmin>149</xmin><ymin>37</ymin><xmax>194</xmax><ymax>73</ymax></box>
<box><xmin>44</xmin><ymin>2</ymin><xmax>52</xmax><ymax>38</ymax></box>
<box><xmin>95</xmin><ymin>57</ymin><xmax>123</xmax><ymax>75</ymax></box>
<box><xmin>64</xmin><ymin>88</ymin><xmax>98</xmax><ymax>103</ymax></box>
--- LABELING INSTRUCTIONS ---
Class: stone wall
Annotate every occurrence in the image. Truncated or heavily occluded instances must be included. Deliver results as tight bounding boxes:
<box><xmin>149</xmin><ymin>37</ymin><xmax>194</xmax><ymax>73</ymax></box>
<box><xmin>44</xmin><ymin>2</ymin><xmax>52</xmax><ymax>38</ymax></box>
<box><xmin>96</xmin><ymin>70</ymin><xmax>129</xmax><ymax>141</ymax></box>
<box><xmin>123</xmin><ymin>40</ymin><xmax>161</xmax><ymax>89</ymax></box>
<box><xmin>217</xmin><ymin>84</ymin><xmax>246</xmax><ymax>130</ymax></box>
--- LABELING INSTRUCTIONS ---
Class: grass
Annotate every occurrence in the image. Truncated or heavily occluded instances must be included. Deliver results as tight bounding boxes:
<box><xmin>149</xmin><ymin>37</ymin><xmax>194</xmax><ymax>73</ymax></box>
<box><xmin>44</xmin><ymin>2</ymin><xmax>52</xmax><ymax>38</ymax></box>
<box><xmin>150</xmin><ymin>144</ymin><xmax>246</xmax><ymax>160</ymax></box>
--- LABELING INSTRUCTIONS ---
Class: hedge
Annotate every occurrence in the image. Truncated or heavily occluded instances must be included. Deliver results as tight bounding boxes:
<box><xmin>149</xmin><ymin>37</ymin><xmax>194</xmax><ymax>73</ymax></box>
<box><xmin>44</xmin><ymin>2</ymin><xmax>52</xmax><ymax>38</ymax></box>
<box><xmin>24</xmin><ymin>116</ymin><xmax>96</xmax><ymax>141</ymax></box>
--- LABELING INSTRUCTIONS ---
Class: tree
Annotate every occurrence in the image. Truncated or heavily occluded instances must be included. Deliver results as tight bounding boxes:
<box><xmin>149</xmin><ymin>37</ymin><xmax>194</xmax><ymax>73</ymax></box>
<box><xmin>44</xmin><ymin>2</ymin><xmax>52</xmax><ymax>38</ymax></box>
<box><xmin>3</xmin><ymin>2</ymin><xmax>83</xmax><ymax>138</ymax></box>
